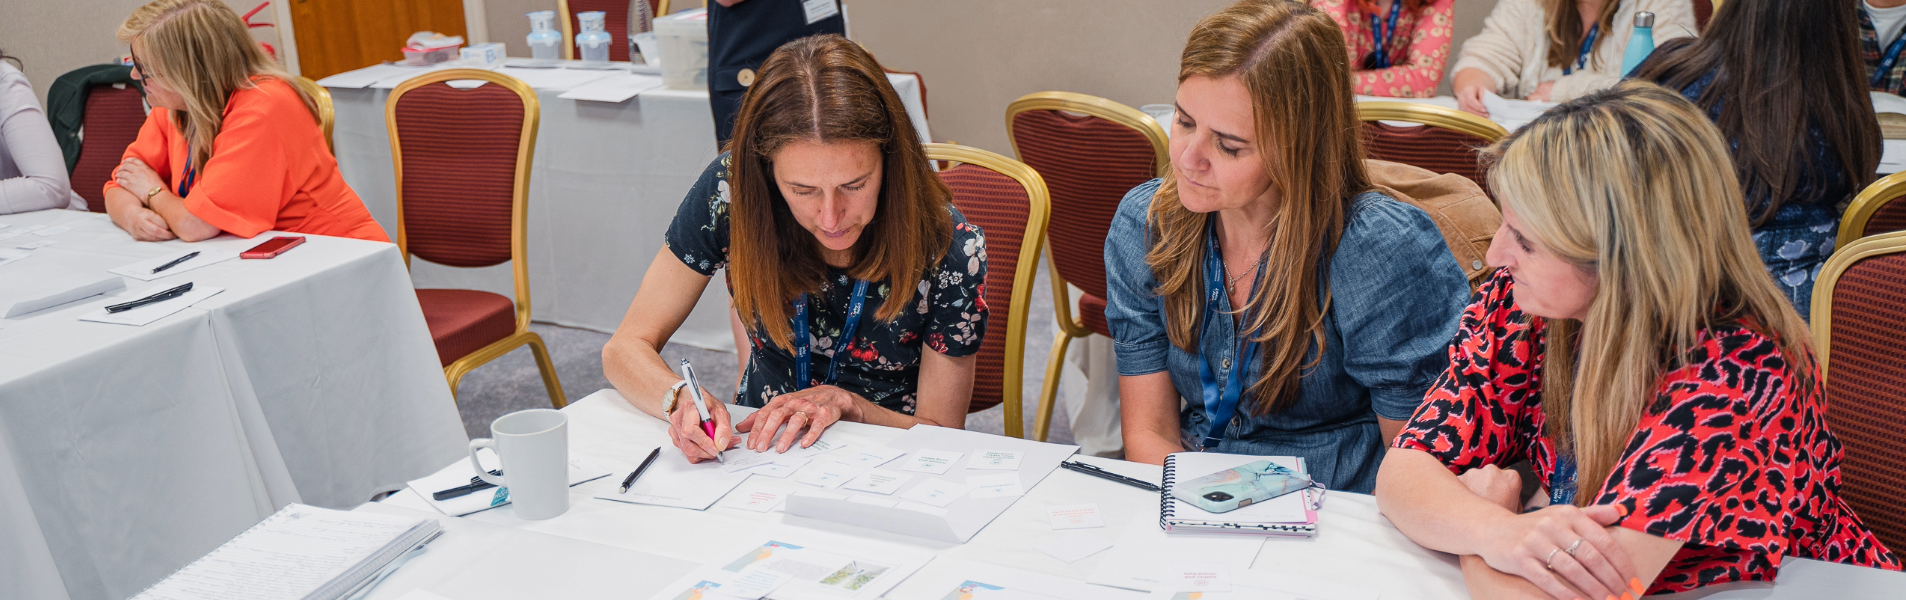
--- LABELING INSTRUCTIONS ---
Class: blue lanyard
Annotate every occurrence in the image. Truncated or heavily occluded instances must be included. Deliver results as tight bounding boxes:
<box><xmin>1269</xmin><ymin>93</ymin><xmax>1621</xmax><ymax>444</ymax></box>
<box><xmin>1367</xmin><ymin>1</ymin><xmax>1403</xmax><ymax>69</ymax></box>
<box><xmin>177</xmin><ymin>153</ymin><xmax>199</xmax><ymax>197</ymax></box>
<box><xmin>1563</xmin><ymin>24</ymin><xmax>1599</xmax><ymax>76</ymax></box>
<box><xmin>1875</xmin><ymin>19</ymin><xmax>1906</xmax><ymax>87</ymax></box>
<box><xmin>791</xmin><ymin>279</ymin><xmax>868</xmax><ymax>390</ymax></box>
<box><xmin>1548</xmin><ymin>452</ymin><xmax>1579</xmax><ymax>508</ymax></box>
<box><xmin>1194</xmin><ymin>222</ymin><xmax>1263</xmax><ymax>448</ymax></box>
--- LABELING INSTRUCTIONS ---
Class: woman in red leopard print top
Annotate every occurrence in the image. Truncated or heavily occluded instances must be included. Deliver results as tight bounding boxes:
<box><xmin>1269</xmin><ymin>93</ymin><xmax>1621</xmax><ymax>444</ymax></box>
<box><xmin>1375</xmin><ymin>82</ymin><xmax>1898</xmax><ymax>600</ymax></box>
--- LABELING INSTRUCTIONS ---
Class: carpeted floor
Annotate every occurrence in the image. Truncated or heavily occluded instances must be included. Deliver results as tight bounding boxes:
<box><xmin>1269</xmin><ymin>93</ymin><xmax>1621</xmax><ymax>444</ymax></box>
<box><xmin>452</xmin><ymin>256</ymin><xmax>1079</xmax><ymax>446</ymax></box>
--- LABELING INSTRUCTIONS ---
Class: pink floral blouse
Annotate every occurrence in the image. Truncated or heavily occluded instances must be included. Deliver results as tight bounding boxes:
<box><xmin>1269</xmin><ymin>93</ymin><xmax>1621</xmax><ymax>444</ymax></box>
<box><xmin>1311</xmin><ymin>0</ymin><xmax>1455</xmax><ymax>98</ymax></box>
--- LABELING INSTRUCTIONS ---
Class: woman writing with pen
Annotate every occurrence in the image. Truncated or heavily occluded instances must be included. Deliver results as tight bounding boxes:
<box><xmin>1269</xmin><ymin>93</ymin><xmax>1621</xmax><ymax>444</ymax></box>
<box><xmin>601</xmin><ymin>35</ymin><xmax>988</xmax><ymax>463</ymax></box>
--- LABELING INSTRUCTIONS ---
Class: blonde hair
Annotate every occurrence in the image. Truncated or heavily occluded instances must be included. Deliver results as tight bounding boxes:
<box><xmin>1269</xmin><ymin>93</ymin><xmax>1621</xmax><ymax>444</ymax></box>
<box><xmin>1147</xmin><ymin>0</ymin><xmax>1370</xmax><ymax>416</ymax></box>
<box><xmin>1486</xmin><ymin>81</ymin><xmax>1815</xmax><ymax>505</ymax></box>
<box><xmin>118</xmin><ymin>0</ymin><xmax>316</xmax><ymax>168</ymax></box>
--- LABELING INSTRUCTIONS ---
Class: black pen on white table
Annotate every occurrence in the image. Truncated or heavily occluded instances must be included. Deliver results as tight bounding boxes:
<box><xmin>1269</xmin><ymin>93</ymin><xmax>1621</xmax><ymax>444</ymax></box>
<box><xmin>105</xmin><ymin>282</ymin><xmax>193</xmax><ymax>314</ymax></box>
<box><xmin>1060</xmin><ymin>460</ymin><xmax>1162</xmax><ymax>492</ymax></box>
<box><xmin>620</xmin><ymin>447</ymin><xmax>662</xmax><ymax>493</ymax></box>
<box><xmin>150</xmin><ymin>251</ymin><xmax>200</xmax><ymax>274</ymax></box>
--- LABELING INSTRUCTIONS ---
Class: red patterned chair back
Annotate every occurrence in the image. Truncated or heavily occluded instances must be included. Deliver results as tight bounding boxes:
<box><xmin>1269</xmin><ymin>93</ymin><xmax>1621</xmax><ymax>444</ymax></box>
<box><xmin>1811</xmin><ymin>230</ymin><xmax>1906</xmax><ymax>553</ymax></box>
<box><xmin>1693</xmin><ymin>0</ymin><xmax>1712</xmax><ymax>30</ymax></box>
<box><xmin>387</xmin><ymin>71</ymin><xmax>539</xmax><ymax>297</ymax></box>
<box><xmin>926</xmin><ymin>144</ymin><xmax>1049</xmax><ymax>436</ymax></box>
<box><xmin>1005</xmin><ymin>92</ymin><xmax>1166</xmax><ymax>337</ymax></box>
<box><xmin>561</xmin><ymin>0</ymin><xmax>664</xmax><ymax>62</ymax></box>
<box><xmin>1840</xmin><ymin>171</ymin><xmax>1906</xmax><ymax>250</ymax></box>
<box><xmin>71</xmin><ymin>86</ymin><xmax>147</xmax><ymax>212</ymax></box>
<box><xmin>1357</xmin><ymin>101</ymin><xmax>1507</xmax><ymax>196</ymax></box>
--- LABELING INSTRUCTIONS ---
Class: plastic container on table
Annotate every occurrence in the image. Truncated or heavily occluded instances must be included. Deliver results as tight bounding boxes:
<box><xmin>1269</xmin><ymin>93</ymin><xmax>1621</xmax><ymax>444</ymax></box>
<box><xmin>653</xmin><ymin>8</ymin><xmax>709</xmax><ymax>90</ymax></box>
<box><xmin>526</xmin><ymin>10</ymin><xmax>562</xmax><ymax>61</ymax></box>
<box><xmin>577</xmin><ymin>11</ymin><xmax>612</xmax><ymax>63</ymax></box>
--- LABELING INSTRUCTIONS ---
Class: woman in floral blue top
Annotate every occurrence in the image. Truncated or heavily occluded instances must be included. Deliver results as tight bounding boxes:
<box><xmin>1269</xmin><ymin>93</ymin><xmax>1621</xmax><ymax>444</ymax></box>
<box><xmin>603</xmin><ymin>35</ymin><xmax>987</xmax><ymax>463</ymax></box>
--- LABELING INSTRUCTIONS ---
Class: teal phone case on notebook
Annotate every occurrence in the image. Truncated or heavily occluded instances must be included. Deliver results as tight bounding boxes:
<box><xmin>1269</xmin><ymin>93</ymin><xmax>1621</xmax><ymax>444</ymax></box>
<box><xmin>1170</xmin><ymin>460</ymin><xmax>1314</xmax><ymax>513</ymax></box>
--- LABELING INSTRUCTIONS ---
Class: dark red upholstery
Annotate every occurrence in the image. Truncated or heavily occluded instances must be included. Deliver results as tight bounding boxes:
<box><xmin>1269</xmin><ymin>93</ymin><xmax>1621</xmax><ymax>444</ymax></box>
<box><xmin>1361</xmin><ymin>121</ymin><xmax>1493</xmax><ymax>193</ymax></box>
<box><xmin>390</xmin><ymin>81</ymin><xmax>523</xmax><ymax>268</ymax></box>
<box><xmin>1009</xmin><ymin>109</ymin><xmax>1158</xmax><ymax>337</ymax></box>
<box><xmin>938</xmin><ymin>163</ymin><xmax>1032</xmax><ymax>414</ymax></box>
<box><xmin>416</xmin><ymin>289</ymin><xmax>517</xmax><ymax>367</ymax></box>
<box><xmin>567</xmin><ymin>0</ymin><xmax>661</xmax><ymax>62</ymax></box>
<box><xmin>1077</xmin><ymin>294</ymin><xmax>1109</xmax><ymax>337</ymax></box>
<box><xmin>1822</xmin><ymin>250</ymin><xmax>1906</xmax><ymax>553</ymax></box>
<box><xmin>1864</xmin><ymin>196</ymin><xmax>1906</xmax><ymax>240</ymax></box>
<box><xmin>1693</xmin><ymin>0</ymin><xmax>1712</xmax><ymax>30</ymax></box>
<box><xmin>70</xmin><ymin>86</ymin><xmax>147</xmax><ymax>212</ymax></box>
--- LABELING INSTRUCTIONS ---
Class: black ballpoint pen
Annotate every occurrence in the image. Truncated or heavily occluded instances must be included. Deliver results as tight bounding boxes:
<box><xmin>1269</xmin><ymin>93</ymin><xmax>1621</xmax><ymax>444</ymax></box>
<box><xmin>1061</xmin><ymin>460</ymin><xmax>1162</xmax><ymax>492</ymax></box>
<box><xmin>432</xmin><ymin>469</ymin><xmax>503</xmax><ymax>501</ymax></box>
<box><xmin>105</xmin><ymin>282</ymin><xmax>193</xmax><ymax>313</ymax></box>
<box><xmin>620</xmin><ymin>447</ymin><xmax>663</xmax><ymax>493</ymax></box>
<box><xmin>150</xmin><ymin>251</ymin><xmax>200</xmax><ymax>274</ymax></box>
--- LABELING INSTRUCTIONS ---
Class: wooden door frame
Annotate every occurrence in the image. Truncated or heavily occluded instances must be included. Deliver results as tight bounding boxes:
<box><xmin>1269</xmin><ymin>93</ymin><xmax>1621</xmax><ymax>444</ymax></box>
<box><xmin>271</xmin><ymin>0</ymin><xmax>488</xmax><ymax>76</ymax></box>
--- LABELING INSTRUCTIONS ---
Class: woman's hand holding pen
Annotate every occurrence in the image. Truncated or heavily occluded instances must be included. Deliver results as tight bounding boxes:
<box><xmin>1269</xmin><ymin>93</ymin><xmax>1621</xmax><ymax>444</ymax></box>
<box><xmin>667</xmin><ymin>386</ymin><xmax>735</xmax><ymax>463</ymax></box>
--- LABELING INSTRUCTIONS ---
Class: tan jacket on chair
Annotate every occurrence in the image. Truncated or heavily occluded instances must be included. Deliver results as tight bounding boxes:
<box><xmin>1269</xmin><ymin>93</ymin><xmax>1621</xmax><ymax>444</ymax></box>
<box><xmin>1367</xmin><ymin>159</ymin><xmax>1501</xmax><ymax>289</ymax></box>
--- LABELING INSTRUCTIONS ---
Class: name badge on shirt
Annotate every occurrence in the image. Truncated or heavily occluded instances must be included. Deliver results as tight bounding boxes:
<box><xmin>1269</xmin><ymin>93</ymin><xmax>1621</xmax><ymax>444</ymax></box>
<box><xmin>802</xmin><ymin>0</ymin><xmax>840</xmax><ymax>25</ymax></box>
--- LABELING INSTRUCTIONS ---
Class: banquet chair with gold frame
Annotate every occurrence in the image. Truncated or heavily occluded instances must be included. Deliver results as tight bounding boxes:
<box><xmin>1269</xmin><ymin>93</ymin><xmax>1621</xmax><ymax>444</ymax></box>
<box><xmin>560</xmin><ymin>0</ymin><xmax>670</xmax><ymax>61</ymax></box>
<box><xmin>925</xmin><ymin>143</ymin><xmax>1051</xmax><ymax>439</ymax></box>
<box><xmin>1809</xmin><ymin>229</ymin><xmax>1906</xmax><ymax>553</ymax></box>
<box><xmin>292</xmin><ymin>75</ymin><xmax>334</xmax><ymax>151</ymax></box>
<box><xmin>387</xmin><ymin>69</ymin><xmax>566</xmax><ymax>408</ymax></box>
<box><xmin>1838</xmin><ymin>171</ymin><xmax>1906</xmax><ymax>249</ymax></box>
<box><xmin>1005</xmin><ymin>91</ymin><xmax>1168</xmax><ymax>442</ymax></box>
<box><xmin>1357</xmin><ymin>101</ymin><xmax>1508</xmax><ymax>195</ymax></box>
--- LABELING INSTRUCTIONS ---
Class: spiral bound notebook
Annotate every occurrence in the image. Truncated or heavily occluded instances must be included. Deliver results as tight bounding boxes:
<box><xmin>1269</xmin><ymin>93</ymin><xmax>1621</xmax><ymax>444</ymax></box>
<box><xmin>1160</xmin><ymin>452</ymin><xmax>1320</xmax><ymax>537</ymax></box>
<box><xmin>130</xmin><ymin>503</ymin><xmax>442</xmax><ymax>600</ymax></box>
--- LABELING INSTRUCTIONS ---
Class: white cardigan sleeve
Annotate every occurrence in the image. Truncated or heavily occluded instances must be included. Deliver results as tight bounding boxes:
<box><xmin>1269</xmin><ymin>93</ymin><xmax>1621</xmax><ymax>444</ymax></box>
<box><xmin>1451</xmin><ymin>0</ymin><xmax>1546</xmax><ymax>95</ymax></box>
<box><xmin>0</xmin><ymin>68</ymin><xmax>85</xmax><ymax>214</ymax></box>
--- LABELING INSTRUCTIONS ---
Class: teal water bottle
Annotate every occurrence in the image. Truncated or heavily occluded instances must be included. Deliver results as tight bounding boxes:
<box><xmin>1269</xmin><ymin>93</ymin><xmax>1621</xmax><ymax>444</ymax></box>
<box><xmin>1620</xmin><ymin>12</ymin><xmax>1656</xmax><ymax>77</ymax></box>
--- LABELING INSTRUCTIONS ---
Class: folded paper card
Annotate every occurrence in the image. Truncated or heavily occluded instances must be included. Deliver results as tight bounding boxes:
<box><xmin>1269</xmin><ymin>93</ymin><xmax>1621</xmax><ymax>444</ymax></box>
<box><xmin>0</xmin><ymin>265</ymin><xmax>125</xmax><ymax>317</ymax></box>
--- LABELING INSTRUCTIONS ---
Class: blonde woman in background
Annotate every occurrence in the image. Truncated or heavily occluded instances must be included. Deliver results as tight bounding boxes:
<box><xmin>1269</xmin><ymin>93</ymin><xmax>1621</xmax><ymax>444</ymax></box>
<box><xmin>1377</xmin><ymin>82</ymin><xmax>1899</xmax><ymax>599</ymax></box>
<box><xmin>1106</xmin><ymin>0</ymin><xmax>1469</xmax><ymax>493</ymax></box>
<box><xmin>104</xmin><ymin>0</ymin><xmax>385</xmax><ymax>242</ymax></box>
<box><xmin>1451</xmin><ymin>0</ymin><xmax>1694</xmax><ymax>115</ymax></box>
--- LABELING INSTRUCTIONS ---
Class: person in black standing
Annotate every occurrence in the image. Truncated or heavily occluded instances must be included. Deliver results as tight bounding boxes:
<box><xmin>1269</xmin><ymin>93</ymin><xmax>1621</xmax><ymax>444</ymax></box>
<box><xmin>709</xmin><ymin>0</ymin><xmax>846</xmax><ymax>144</ymax></box>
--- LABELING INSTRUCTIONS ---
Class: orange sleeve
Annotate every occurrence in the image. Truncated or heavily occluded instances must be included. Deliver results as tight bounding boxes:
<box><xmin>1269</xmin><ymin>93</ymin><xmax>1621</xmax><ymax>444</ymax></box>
<box><xmin>103</xmin><ymin>110</ymin><xmax>175</xmax><ymax>198</ymax></box>
<box><xmin>181</xmin><ymin>96</ymin><xmax>291</xmax><ymax>238</ymax></box>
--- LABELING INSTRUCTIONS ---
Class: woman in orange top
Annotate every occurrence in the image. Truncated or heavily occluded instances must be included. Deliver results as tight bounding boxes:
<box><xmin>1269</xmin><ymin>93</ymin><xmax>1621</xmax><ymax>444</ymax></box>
<box><xmin>103</xmin><ymin>0</ymin><xmax>386</xmax><ymax>243</ymax></box>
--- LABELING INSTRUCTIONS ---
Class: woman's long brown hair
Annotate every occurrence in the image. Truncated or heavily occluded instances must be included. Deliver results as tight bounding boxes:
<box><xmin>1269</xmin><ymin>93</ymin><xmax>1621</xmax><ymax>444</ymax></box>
<box><xmin>726</xmin><ymin>35</ymin><xmax>952</xmax><ymax>350</ymax></box>
<box><xmin>1148</xmin><ymin>0</ymin><xmax>1371</xmax><ymax>416</ymax></box>
<box><xmin>1630</xmin><ymin>0</ymin><xmax>1881</xmax><ymax>226</ymax></box>
<box><xmin>1543</xmin><ymin>0</ymin><xmax>1621</xmax><ymax>71</ymax></box>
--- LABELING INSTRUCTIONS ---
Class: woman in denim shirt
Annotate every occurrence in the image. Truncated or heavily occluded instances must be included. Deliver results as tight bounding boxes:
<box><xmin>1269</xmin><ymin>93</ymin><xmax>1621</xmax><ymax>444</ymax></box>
<box><xmin>1107</xmin><ymin>0</ymin><xmax>1469</xmax><ymax>493</ymax></box>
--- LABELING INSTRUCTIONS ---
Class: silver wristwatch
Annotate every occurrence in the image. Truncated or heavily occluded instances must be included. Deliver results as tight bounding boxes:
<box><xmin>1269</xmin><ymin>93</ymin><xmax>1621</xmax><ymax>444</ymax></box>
<box><xmin>662</xmin><ymin>379</ymin><xmax>691</xmax><ymax>413</ymax></box>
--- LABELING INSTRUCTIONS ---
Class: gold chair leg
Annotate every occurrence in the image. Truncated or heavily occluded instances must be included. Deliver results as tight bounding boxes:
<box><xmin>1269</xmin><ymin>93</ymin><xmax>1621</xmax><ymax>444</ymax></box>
<box><xmin>1034</xmin><ymin>330</ymin><xmax>1075</xmax><ymax>442</ymax></box>
<box><xmin>444</xmin><ymin>365</ymin><xmax>465</xmax><ymax>405</ymax></box>
<box><xmin>524</xmin><ymin>332</ymin><xmax>568</xmax><ymax>409</ymax></box>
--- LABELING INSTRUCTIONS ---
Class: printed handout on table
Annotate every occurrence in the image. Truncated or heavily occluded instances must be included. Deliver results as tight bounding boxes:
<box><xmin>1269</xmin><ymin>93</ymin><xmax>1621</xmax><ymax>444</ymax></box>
<box><xmin>896</xmin><ymin>479</ymin><xmax>972</xmax><ymax>508</ymax></box>
<box><xmin>838</xmin><ymin>446</ymin><xmax>907</xmax><ymax>468</ymax></box>
<box><xmin>1034</xmin><ymin>531</ymin><xmax>1113</xmax><ymax>564</ymax></box>
<box><xmin>723</xmin><ymin>488</ymin><xmax>789</xmax><ymax>513</ymax></box>
<box><xmin>645</xmin><ymin>528</ymin><xmax>932</xmax><ymax>600</ymax></box>
<box><xmin>1046</xmin><ymin>504</ymin><xmax>1103</xmax><ymax>530</ymax></box>
<box><xmin>722</xmin><ymin>437</ymin><xmax>845</xmax><ymax>473</ymax></box>
<box><xmin>714</xmin><ymin>568</ymin><xmax>793</xmax><ymax>599</ymax></box>
<box><xmin>741</xmin><ymin>457</ymin><xmax>811</xmax><ymax>478</ymax></box>
<box><xmin>886</xmin><ymin>558</ymin><xmax>1147</xmax><ymax>600</ymax></box>
<box><xmin>1166</xmin><ymin>563</ymin><xmax>1231</xmax><ymax>593</ymax></box>
<box><xmin>78</xmin><ymin>286</ymin><xmax>225</xmax><ymax>326</ymax></box>
<box><xmin>898</xmin><ymin>449</ymin><xmax>963</xmax><ymax>475</ymax></box>
<box><xmin>965</xmin><ymin>473</ymin><xmax>1025</xmax><ymax>499</ymax></box>
<box><xmin>841</xmin><ymin>469</ymin><xmax>912</xmax><ymax>495</ymax></box>
<box><xmin>968</xmin><ymin>450</ymin><xmax>1024</xmax><ymax>470</ymax></box>
<box><xmin>596</xmin><ymin>447</ymin><xmax>752</xmax><ymax>510</ymax></box>
<box><xmin>109</xmin><ymin>248</ymin><xmax>239</xmax><ymax>281</ymax></box>
<box><xmin>795</xmin><ymin>462</ymin><xmax>859</xmax><ymax>489</ymax></box>
<box><xmin>1086</xmin><ymin>512</ymin><xmax>1265</xmax><ymax>593</ymax></box>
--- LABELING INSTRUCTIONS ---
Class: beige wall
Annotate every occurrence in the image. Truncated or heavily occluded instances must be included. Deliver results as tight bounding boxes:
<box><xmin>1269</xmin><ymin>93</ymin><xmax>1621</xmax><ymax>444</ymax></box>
<box><xmin>1</xmin><ymin>0</ymin><xmax>1492</xmax><ymax>152</ymax></box>
<box><xmin>0</xmin><ymin>0</ymin><xmax>282</xmax><ymax>105</ymax></box>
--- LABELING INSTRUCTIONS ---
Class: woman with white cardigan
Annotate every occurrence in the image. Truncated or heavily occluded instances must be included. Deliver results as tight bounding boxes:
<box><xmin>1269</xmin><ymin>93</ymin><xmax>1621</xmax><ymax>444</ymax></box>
<box><xmin>0</xmin><ymin>52</ymin><xmax>87</xmax><ymax>214</ymax></box>
<box><xmin>1451</xmin><ymin>0</ymin><xmax>1696</xmax><ymax>116</ymax></box>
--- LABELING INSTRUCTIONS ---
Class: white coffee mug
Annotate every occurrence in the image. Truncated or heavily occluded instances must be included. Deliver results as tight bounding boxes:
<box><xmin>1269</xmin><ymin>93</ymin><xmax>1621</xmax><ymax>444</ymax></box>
<box><xmin>468</xmin><ymin>409</ymin><xmax>569</xmax><ymax>520</ymax></box>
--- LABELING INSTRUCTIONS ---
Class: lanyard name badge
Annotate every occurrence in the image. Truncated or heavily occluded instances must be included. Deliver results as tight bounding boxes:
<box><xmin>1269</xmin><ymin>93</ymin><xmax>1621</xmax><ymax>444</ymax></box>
<box><xmin>791</xmin><ymin>279</ymin><xmax>869</xmax><ymax>390</ymax></box>
<box><xmin>1875</xmin><ymin>15</ymin><xmax>1906</xmax><ymax>86</ymax></box>
<box><xmin>1563</xmin><ymin>24</ymin><xmax>1599</xmax><ymax>76</ymax></box>
<box><xmin>1368</xmin><ymin>1</ymin><xmax>1403</xmax><ymax>69</ymax></box>
<box><xmin>177</xmin><ymin>154</ymin><xmax>200</xmax><ymax>197</ymax></box>
<box><xmin>1547</xmin><ymin>452</ymin><xmax>1579</xmax><ymax>508</ymax></box>
<box><xmin>1195</xmin><ymin>223</ymin><xmax>1263</xmax><ymax>449</ymax></box>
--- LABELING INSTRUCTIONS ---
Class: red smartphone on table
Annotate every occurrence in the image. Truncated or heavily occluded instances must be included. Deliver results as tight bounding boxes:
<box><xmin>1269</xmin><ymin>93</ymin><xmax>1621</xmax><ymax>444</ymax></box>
<box><xmin>241</xmin><ymin>235</ymin><xmax>305</xmax><ymax>259</ymax></box>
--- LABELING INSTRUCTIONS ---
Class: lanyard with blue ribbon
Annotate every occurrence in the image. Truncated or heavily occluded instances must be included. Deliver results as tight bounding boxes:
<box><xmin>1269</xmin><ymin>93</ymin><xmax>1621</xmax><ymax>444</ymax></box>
<box><xmin>791</xmin><ymin>279</ymin><xmax>869</xmax><ymax>390</ymax></box>
<box><xmin>177</xmin><ymin>153</ymin><xmax>200</xmax><ymax>197</ymax></box>
<box><xmin>1547</xmin><ymin>452</ymin><xmax>1579</xmax><ymax>508</ymax></box>
<box><xmin>1875</xmin><ymin>20</ymin><xmax>1906</xmax><ymax>87</ymax></box>
<box><xmin>1194</xmin><ymin>221</ymin><xmax>1264</xmax><ymax>449</ymax></box>
<box><xmin>1563</xmin><ymin>24</ymin><xmax>1599</xmax><ymax>76</ymax></box>
<box><xmin>1367</xmin><ymin>0</ymin><xmax>1403</xmax><ymax>69</ymax></box>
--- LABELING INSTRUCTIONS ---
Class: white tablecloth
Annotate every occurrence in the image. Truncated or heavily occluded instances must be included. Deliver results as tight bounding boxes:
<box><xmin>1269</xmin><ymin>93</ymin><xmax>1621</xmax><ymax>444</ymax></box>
<box><xmin>374</xmin><ymin>389</ymin><xmax>1469</xmax><ymax>599</ymax></box>
<box><xmin>327</xmin><ymin>65</ymin><xmax>931</xmax><ymax>351</ymax></box>
<box><xmin>0</xmin><ymin>210</ymin><xmax>468</xmax><ymax>600</ymax></box>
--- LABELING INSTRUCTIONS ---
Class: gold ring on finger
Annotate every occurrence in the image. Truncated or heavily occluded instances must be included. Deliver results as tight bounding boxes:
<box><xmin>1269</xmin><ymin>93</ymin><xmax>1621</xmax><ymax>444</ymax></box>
<box><xmin>1545</xmin><ymin>547</ymin><xmax>1563</xmax><ymax>570</ymax></box>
